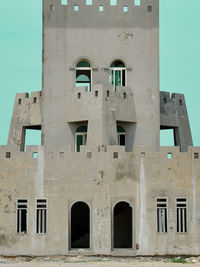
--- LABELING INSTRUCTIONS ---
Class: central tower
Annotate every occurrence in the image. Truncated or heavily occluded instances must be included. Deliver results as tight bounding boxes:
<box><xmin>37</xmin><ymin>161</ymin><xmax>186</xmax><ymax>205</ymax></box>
<box><xmin>42</xmin><ymin>0</ymin><xmax>160</xmax><ymax>151</ymax></box>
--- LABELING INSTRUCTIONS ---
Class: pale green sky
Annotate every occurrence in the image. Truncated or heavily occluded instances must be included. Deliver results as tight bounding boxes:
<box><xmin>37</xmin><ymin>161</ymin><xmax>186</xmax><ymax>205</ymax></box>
<box><xmin>0</xmin><ymin>0</ymin><xmax>199</xmax><ymax>146</ymax></box>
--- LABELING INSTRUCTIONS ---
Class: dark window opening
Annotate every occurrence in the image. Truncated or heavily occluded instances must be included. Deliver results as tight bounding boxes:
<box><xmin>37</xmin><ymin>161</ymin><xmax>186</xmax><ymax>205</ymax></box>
<box><xmin>33</xmin><ymin>97</ymin><xmax>37</xmax><ymax>103</ymax></box>
<box><xmin>117</xmin><ymin>126</ymin><xmax>126</xmax><ymax>146</ymax></box>
<box><xmin>6</xmin><ymin>152</ymin><xmax>11</xmax><ymax>158</ymax></box>
<box><xmin>113</xmin><ymin>152</ymin><xmax>118</xmax><ymax>159</ymax></box>
<box><xmin>113</xmin><ymin>201</ymin><xmax>132</xmax><ymax>248</ymax></box>
<box><xmin>71</xmin><ymin>201</ymin><xmax>90</xmax><ymax>249</ymax></box>
<box><xmin>147</xmin><ymin>5</ymin><xmax>152</xmax><ymax>12</ymax></box>
<box><xmin>75</xmin><ymin>125</ymin><xmax>88</xmax><ymax>152</ymax></box>
<box><xmin>194</xmin><ymin>153</ymin><xmax>199</xmax><ymax>159</ymax></box>
<box><xmin>18</xmin><ymin>99</ymin><xmax>22</xmax><ymax>105</ymax></box>
<box><xmin>17</xmin><ymin>199</ymin><xmax>28</xmax><ymax>233</ymax></box>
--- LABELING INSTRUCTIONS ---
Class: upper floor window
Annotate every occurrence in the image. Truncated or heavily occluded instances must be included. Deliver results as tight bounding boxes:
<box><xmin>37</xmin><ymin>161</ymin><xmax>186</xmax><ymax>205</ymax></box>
<box><xmin>117</xmin><ymin>126</ymin><xmax>126</xmax><ymax>146</ymax></box>
<box><xmin>110</xmin><ymin>60</ymin><xmax>126</xmax><ymax>91</ymax></box>
<box><xmin>75</xmin><ymin>125</ymin><xmax>88</xmax><ymax>152</ymax></box>
<box><xmin>76</xmin><ymin>60</ymin><xmax>92</xmax><ymax>92</ymax></box>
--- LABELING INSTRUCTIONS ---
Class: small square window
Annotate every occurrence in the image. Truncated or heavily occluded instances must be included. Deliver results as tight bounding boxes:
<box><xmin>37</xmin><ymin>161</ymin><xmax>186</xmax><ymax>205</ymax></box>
<box><xmin>33</xmin><ymin>97</ymin><xmax>37</xmax><ymax>103</ymax></box>
<box><xmin>61</xmin><ymin>0</ymin><xmax>67</xmax><ymax>5</ymax></box>
<box><xmin>99</xmin><ymin>5</ymin><xmax>104</xmax><ymax>12</ymax></box>
<box><xmin>168</xmin><ymin>153</ymin><xmax>172</xmax><ymax>159</ymax></box>
<box><xmin>33</xmin><ymin>152</ymin><xmax>38</xmax><ymax>159</ymax></box>
<box><xmin>86</xmin><ymin>0</ymin><xmax>92</xmax><ymax>5</ymax></box>
<box><xmin>74</xmin><ymin>5</ymin><xmax>79</xmax><ymax>11</ymax></box>
<box><xmin>60</xmin><ymin>152</ymin><xmax>64</xmax><ymax>158</ymax></box>
<box><xmin>123</xmin><ymin>6</ymin><xmax>128</xmax><ymax>12</ymax></box>
<box><xmin>194</xmin><ymin>153</ymin><xmax>199</xmax><ymax>159</ymax></box>
<box><xmin>50</xmin><ymin>5</ymin><xmax>55</xmax><ymax>11</ymax></box>
<box><xmin>18</xmin><ymin>99</ymin><xmax>22</xmax><ymax>105</ymax></box>
<box><xmin>147</xmin><ymin>5</ymin><xmax>152</xmax><ymax>12</ymax></box>
<box><xmin>113</xmin><ymin>152</ymin><xmax>118</xmax><ymax>159</ymax></box>
<box><xmin>6</xmin><ymin>152</ymin><xmax>11</xmax><ymax>158</ymax></box>
<box><xmin>134</xmin><ymin>0</ymin><xmax>141</xmax><ymax>6</ymax></box>
<box><xmin>87</xmin><ymin>152</ymin><xmax>92</xmax><ymax>158</ymax></box>
<box><xmin>110</xmin><ymin>0</ymin><xmax>117</xmax><ymax>6</ymax></box>
<box><xmin>140</xmin><ymin>152</ymin><xmax>145</xmax><ymax>158</ymax></box>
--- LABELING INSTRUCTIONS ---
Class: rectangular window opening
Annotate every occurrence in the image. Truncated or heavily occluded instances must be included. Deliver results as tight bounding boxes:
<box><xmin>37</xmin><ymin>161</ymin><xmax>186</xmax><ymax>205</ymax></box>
<box><xmin>33</xmin><ymin>152</ymin><xmax>38</xmax><ymax>159</ymax></box>
<box><xmin>147</xmin><ymin>5</ymin><xmax>152</xmax><ymax>12</ymax></box>
<box><xmin>194</xmin><ymin>153</ymin><xmax>199</xmax><ymax>159</ymax></box>
<box><xmin>140</xmin><ymin>152</ymin><xmax>145</xmax><ymax>158</ymax></box>
<box><xmin>134</xmin><ymin>0</ymin><xmax>141</xmax><ymax>6</ymax></box>
<box><xmin>78</xmin><ymin>92</ymin><xmax>81</xmax><ymax>99</ymax></box>
<box><xmin>179</xmin><ymin>99</ymin><xmax>183</xmax><ymax>106</ymax></box>
<box><xmin>95</xmin><ymin>91</ymin><xmax>98</xmax><ymax>97</ymax></box>
<box><xmin>36</xmin><ymin>199</ymin><xmax>47</xmax><ymax>234</ymax></box>
<box><xmin>113</xmin><ymin>152</ymin><xmax>118</xmax><ymax>159</ymax></box>
<box><xmin>33</xmin><ymin>97</ymin><xmax>37</xmax><ymax>104</ymax></box>
<box><xmin>123</xmin><ymin>6</ymin><xmax>128</xmax><ymax>12</ymax></box>
<box><xmin>110</xmin><ymin>0</ymin><xmax>117</xmax><ymax>6</ymax></box>
<box><xmin>6</xmin><ymin>152</ymin><xmax>11</xmax><ymax>158</ymax></box>
<box><xmin>160</xmin><ymin>129</ymin><xmax>175</xmax><ymax>147</ymax></box>
<box><xmin>87</xmin><ymin>152</ymin><xmax>92</xmax><ymax>158</ymax></box>
<box><xmin>123</xmin><ymin>92</ymin><xmax>126</xmax><ymax>99</ymax></box>
<box><xmin>157</xmin><ymin>198</ymin><xmax>167</xmax><ymax>233</ymax></box>
<box><xmin>17</xmin><ymin>199</ymin><xmax>28</xmax><ymax>234</ymax></box>
<box><xmin>168</xmin><ymin>153</ymin><xmax>172</xmax><ymax>159</ymax></box>
<box><xmin>74</xmin><ymin>5</ymin><xmax>79</xmax><ymax>11</ymax></box>
<box><xmin>61</xmin><ymin>0</ymin><xmax>67</xmax><ymax>5</ymax></box>
<box><xmin>18</xmin><ymin>99</ymin><xmax>22</xmax><ymax>105</ymax></box>
<box><xmin>23</xmin><ymin>128</ymin><xmax>42</xmax><ymax>152</ymax></box>
<box><xmin>50</xmin><ymin>5</ymin><xmax>55</xmax><ymax>11</ymax></box>
<box><xmin>86</xmin><ymin>0</ymin><xmax>92</xmax><ymax>5</ymax></box>
<box><xmin>176</xmin><ymin>198</ymin><xmax>187</xmax><ymax>233</ymax></box>
<box><xmin>99</xmin><ymin>5</ymin><xmax>104</xmax><ymax>12</ymax></box>
<box><xmin>107</xmin><ymin>91</ymin><xmax>110</xmax><ymax>97</ymax></box>
<box><xmin>60</xmin><ymin>152</ymin><xmax>64</xmax><ymax>158</ymax></box>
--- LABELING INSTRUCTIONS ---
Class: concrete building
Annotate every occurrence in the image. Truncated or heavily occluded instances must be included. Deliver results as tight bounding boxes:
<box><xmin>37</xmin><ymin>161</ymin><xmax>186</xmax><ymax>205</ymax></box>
<box><xmin>0</xmin><ymin>0</ymin><xmax>199</xmax><ymax>256</ymax></box>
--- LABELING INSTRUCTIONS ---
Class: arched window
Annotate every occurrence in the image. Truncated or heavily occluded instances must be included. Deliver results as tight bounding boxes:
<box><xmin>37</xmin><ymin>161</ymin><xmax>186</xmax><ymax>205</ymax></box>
<box><xmin>76</xmin><ymin>60</ymin><xmax>92</xmax><ymax>91</ymax></box>
<box><xmin>110</xmin><ymin>60</ymin><xmax>126</xmax><ymax>91</ymax></box>
<box><xmin>117</xmin><ymin>126</ymin><xmax>126</xmax><ymax>146</ymax></box>
<box><xmin>71</xmin><ymin>201</ymin><xmax>90</xmax><ymax>249</ymax></box>
<box><xmin>75</xmin><ymin>125</ymin><xmax>87</xmax><ymax>152</ymax></box>
<box><xmin>113</xmin><ymin>201</ymin><xmax>132</xmax><ymax>249</ymax></box>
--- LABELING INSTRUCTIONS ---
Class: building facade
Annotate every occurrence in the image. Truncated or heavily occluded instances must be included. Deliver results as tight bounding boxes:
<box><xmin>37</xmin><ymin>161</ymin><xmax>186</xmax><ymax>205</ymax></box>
<box><xmin>0</xmin><ymin>0</ymin><xmax>199</xmax><ymax>256</ymax></box>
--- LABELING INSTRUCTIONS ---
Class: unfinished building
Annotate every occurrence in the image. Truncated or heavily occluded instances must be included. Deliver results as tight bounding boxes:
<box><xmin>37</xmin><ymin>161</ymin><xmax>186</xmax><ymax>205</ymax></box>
<box><xmin>0</xmin><ymin>0</ymin><xmax>199</xmax><ymax>256</ymax></box>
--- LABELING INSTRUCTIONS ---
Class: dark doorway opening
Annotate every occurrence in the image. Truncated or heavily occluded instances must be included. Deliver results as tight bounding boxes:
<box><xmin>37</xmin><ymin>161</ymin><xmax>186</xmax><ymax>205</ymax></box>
<box><xmin>114</xmin><ymin>201</ymin><xmax>132</xmax><ymax>248</ymax></box>
<box><xmin>71</xmin><ymin>201</ymin><xmax>90</xmax><ymax>249</ymax></box>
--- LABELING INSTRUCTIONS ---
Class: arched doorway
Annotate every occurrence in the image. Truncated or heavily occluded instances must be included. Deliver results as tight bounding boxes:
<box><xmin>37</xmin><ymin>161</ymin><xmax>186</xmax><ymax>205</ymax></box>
<box><xmin>113</xmin><ymin>201</ymin><xmax>132</xmax><ymax>248</ymax></box>
<box><xmin>76</xmin><ymin>60</ymin><xmax>92</xmax><ymax>91</ymax></box>
<box><xmin>71</xmin><ymin>201</ymin><xmax>90</xmax><ymax>249</ymax></box>
<box><xmin>110</xmin><ymin>60</ymin><xmax>126</xmax><ymax>90</ymax></box>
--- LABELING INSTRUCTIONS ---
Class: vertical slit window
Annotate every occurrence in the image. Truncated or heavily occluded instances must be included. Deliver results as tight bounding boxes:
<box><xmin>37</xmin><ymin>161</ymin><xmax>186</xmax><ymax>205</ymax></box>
<box><xmin>36</xmin><ymin>199</ymin><xmax>47</xmax><ymax>234</ymax></box>
<box><xmin>156</xmin><ymin>198</ymin><xmax>167</xmax><ymax>233</ymax></box>
<box><xmin>17</xmin><ymin>199</ymin><xmax>28</xmax><ymax>233</ymax></box>
<box><xmin>176</xmin><ymin>198</ymin><xmax>187</xmax><ymax>233</ymax></box>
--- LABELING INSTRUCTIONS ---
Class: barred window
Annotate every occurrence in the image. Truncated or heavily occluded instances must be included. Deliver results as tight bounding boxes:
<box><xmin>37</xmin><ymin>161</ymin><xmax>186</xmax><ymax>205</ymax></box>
<box><xmin>176</xmin><ymin>198</ymin><xmax>187</xmax><ymax>233</ymax></box>
<box><xmin>36</xmin><ymin>199</ymin><xmax>47</xmax><ymax>234</ymax></box>
<box><xmin>17</xmin><ymin>199</ymin><xmax>28</xmax><ymax>233</ymax></box>
<box><xmin>157</xmin><ymin>198</ymin><xmax>167</xmax><ymax>233</ymax></box>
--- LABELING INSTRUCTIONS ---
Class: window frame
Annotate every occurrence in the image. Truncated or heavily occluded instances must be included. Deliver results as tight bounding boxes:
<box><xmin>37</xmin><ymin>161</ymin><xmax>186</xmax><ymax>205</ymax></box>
<box><xmin>176</xmin><ymin>197</ymin><xmax>188</xmax><ymax>234</ymax></box>
<box><xmin>16</xmin><ymin>199</ymin><xmax>28</xmax><ymax>234</ymax></box>
<box><xmin>35</xmin><ymin>198</ymin><xmax>48</xmax><ymax>235</ymax></box>
<box><xmin>156</xmin><ymin>197</ymin><xmax>168</xmax><ymax>234</ymax></box>
<box><xmin>75</xmin><ymin>62</ymin><xmax>92</xmax><ymax>92</ymax></box>
<box><xmin>109</xmin><ymin>67</ymin><xmax>127</xmax><ymax>91</ymax></box>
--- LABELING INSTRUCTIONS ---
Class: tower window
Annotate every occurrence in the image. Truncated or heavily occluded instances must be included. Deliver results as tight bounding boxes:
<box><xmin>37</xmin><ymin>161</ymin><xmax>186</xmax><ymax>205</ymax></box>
<box><xmin>99</xmin><ymin>5</ymin><xmax>104</xmax><ymax>12</ymax></box>
<box><xmin>117</xmin><ymin>126</ymin><xmax>126</xmax><ymax>146</ymax></box>
<box><xmin>75</xmin><ymin>125</ymin><xmax>88</xmax><ymax>152</ymax></box>
<box><xmin>156</xmin><ymin>198</ymin><xmax>167</xmax><ymax>233</ymax></box>
<box><xmin>17</xmin><ymin>199</ymin><xmax>28</xmax><ymax>234</ymax></box>
<box><xmin>109</xmin><ymin>60</ymin><xmax>126</xmax><ymax>91</ymax></box>
<box><xmin>76</xmin><ymin>60</ymin><xmax>92</xmax><ymax>91</ymax></box>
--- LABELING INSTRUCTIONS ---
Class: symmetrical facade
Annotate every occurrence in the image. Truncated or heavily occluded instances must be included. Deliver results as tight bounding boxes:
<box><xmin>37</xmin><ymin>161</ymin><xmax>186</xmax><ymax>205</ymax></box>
<box><xmin>0</xmin><ymin>0</ymin><xmax>199</xmax><ymax>256</ymax></box>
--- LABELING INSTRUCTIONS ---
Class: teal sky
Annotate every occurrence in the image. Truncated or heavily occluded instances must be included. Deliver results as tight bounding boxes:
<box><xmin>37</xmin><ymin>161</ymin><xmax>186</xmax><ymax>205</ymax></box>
<box><xmin>0</xmin><ymin>0</ymin><xmax>199</xmax><ymax>146</ymax></box>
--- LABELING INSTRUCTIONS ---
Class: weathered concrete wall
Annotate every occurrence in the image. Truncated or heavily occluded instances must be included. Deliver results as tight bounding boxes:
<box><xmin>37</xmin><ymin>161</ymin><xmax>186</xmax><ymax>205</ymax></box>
<box><xmin>0</xmin><ymin>145</ymin><xmax>200</xmax><ymax>256</ymax></box>
<box><xmin>160</xmin><ymin>92</ymin><xmax>193</xmax><ymax>152</ymax></box>
<box><xmin>42</xmin><ymin>0</ymin><xmax>160</xmax><ymax>151</ymax></box>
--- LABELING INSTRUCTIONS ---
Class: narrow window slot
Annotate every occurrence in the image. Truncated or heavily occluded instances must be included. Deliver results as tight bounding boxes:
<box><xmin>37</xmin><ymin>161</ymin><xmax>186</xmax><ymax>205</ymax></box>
<box><xmin>36</xmin><ymin>199</ymin><xmax>47</xmax><ymax>234</ymax></box>
<box><xmin>17</xmin><ymin>199</ymin><xmax>28</xmax><ymax>233</ymax></box>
